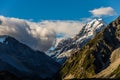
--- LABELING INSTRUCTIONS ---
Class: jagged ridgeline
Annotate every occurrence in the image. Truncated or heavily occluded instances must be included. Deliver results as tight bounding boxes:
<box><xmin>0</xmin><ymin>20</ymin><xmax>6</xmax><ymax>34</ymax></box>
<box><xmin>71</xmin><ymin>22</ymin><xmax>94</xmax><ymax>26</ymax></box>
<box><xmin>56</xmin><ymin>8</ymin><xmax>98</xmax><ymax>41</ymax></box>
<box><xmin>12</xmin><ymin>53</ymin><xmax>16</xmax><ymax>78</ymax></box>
<box><xmin>57</xmin><ymin>16</ymin><xmax>120</xmax><ymax>79</ymax></box>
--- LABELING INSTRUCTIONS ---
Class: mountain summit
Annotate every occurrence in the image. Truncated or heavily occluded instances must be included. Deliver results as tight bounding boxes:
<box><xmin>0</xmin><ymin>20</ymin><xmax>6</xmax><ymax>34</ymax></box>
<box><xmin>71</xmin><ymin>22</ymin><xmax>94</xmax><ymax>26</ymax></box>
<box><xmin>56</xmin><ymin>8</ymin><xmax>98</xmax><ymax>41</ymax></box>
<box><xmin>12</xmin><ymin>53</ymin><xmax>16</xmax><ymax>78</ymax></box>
<box><xmin>48</xmin><ymin>18</ymin><xmax>106</xmax><ymax>64</ymax></box>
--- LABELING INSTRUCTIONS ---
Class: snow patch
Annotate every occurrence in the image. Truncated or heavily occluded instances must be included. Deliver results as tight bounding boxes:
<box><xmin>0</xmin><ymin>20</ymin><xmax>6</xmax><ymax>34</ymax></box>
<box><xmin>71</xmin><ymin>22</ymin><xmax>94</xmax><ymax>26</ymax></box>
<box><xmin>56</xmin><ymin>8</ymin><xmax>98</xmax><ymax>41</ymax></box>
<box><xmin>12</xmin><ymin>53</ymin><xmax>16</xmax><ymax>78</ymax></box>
<box><xmin>57</xmin><ymin>49</ymin><xmax>73</xmax><ymax>58</ymax></box>
<box><xmin>0</xmin><ymin>36</ymin><xmax>6</xmax><ymax>43</ymax></box>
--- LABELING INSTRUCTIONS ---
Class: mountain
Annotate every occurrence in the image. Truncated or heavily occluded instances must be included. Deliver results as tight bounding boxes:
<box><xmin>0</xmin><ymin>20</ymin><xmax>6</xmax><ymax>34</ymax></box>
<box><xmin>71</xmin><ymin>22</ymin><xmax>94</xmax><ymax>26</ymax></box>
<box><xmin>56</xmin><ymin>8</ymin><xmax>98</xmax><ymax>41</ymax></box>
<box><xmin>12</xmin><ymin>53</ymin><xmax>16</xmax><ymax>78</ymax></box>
<box><xmin>48</xmin><ymin>18</ymin><xmax>106</xmax><ymax>64</ymax></box>
<box><xmin>0</xmin><ymin>35</ymin><xmax>60</xmax><ymax>80</ymax></box>
<box><xmin>56</xmin><ymin>16</ymin><xmax>120</xmax><ymax>79</ymax></box>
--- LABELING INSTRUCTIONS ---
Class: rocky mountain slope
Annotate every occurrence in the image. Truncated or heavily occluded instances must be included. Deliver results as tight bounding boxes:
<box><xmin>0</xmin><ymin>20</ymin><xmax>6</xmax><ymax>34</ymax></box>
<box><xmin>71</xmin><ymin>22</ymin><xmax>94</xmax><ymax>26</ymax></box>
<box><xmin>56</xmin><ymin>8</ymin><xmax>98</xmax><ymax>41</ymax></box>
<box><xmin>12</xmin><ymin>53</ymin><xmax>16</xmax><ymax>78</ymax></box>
<box><xmin>57</xmin><ymin>16</ymin><xmax>120</xmax><ymax>79</ymax></box>
<box><xmin>48</xmin><ymin>18</ymin><xmax>106</xmax><ymax>64</ymax></box>
<box><xmin>93</xmin><ymin>48</ymin><xmax>120</xmax><ymax>78</ymax></box>
<box><xmin>0</xmin><ymin>35</ymin><xmax>60</xmax><ymax>80</ymax></box>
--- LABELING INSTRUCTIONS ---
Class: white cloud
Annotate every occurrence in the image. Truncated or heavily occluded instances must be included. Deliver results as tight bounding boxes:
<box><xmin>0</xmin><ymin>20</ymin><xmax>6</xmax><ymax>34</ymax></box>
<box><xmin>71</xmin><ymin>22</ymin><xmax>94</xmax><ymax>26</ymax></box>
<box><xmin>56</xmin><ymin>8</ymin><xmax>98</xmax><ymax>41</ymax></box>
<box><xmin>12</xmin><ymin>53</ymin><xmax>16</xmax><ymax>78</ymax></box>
<box><xmin>0</xmin><ymin>16</ymin><xmax>56</xmax><ymax>51</ymax></box>
<box><xmin>89</xmin><ymin>7</ymin><xmax>116</xmax><ymax>17</ymax></box>
<box><xmin>39</xmin><ymin>20</ymin><xmax>84</xmax><ymax>38</ymax></box>
<box><xmin>0</xmin><ymin>16</ymin><xmax>84</xmax><ymax>51</ymax></box>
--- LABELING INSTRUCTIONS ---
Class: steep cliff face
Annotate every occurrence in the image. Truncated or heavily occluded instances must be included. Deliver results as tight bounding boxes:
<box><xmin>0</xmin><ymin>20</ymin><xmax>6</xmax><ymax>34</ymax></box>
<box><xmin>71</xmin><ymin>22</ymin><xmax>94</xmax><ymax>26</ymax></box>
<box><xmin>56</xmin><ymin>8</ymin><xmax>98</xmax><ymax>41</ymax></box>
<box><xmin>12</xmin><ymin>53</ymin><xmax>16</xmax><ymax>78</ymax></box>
<box><xmin>58</xmin><ymin>16</ymin><xmax>120</xmax><ymax>79</ymax></box>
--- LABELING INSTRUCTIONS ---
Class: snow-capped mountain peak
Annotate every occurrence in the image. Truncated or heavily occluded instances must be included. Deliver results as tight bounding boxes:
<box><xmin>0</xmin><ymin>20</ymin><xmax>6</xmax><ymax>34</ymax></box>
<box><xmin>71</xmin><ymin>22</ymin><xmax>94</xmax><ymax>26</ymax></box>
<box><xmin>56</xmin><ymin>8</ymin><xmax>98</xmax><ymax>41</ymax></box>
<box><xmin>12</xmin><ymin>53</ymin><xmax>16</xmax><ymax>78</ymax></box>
<box><xmin>47</xmin><ymin>18</ymin><xmax>107</xmax><ymax>64</ymax></box>
<box><xmin>84</xmin><ymin>18</ymin><xmax>106</xmax><ymax>32</ymax></box>
<box><xmin>76</xmin><ymin>18</ymin><xmax>106</xmax><ymax>42</ymax></box>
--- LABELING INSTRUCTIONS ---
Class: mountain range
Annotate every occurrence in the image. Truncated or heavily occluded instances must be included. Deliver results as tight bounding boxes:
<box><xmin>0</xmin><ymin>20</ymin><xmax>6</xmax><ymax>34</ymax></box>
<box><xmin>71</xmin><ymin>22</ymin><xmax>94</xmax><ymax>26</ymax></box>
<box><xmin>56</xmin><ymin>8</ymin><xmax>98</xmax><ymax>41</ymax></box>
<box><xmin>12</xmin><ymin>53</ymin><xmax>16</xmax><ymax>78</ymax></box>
<box><xmin>0</xmin><ymin>16</ymin><xmax>120</xmax><ymax>80</ymax></box>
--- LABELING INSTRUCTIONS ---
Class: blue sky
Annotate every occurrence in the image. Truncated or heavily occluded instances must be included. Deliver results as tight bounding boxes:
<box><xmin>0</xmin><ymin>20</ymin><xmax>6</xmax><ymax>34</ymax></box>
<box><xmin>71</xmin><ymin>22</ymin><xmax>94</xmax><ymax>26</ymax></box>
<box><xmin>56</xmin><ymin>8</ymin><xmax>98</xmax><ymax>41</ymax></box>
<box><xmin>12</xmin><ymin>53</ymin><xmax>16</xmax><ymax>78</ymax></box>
<box><xmin>0</xmin><ymin>0</ymin><xmax>119</xmax><ymax>51</ymax></box>
<box><xmin>0</xmin><ymin>0</ymin><xmax>119</xmax><ymax>23</ymax></box>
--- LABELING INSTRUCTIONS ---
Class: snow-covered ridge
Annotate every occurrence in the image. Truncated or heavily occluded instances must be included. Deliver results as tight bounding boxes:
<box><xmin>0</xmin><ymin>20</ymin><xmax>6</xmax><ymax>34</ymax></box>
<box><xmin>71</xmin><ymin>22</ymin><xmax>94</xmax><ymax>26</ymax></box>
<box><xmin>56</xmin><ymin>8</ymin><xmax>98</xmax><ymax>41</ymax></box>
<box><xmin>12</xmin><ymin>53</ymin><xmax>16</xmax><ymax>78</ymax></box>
<box><xmin>75</xmin><ymin>18</ymin><xmax>106</xmax><ymax>43</ymax></box>
<box><xmin>47</xmin><ymin>18</ymin><xmax>107</xmax><ymax>64</ymax></box>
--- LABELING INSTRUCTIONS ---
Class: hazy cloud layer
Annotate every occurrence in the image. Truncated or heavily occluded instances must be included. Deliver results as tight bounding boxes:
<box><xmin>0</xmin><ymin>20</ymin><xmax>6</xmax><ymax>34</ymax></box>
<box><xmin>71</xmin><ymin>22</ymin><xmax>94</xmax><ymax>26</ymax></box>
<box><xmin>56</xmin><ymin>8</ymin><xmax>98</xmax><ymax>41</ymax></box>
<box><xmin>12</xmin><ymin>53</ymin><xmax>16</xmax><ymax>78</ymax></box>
<box><xmin>89</xmin><ymin>7</ymin><xmax>116</xmax><ymax>17</ymax></box>
<box><xmin>0</xmin><ymin>16</ymin><xmax>84</xmax><ymax>51</ymax></box>
<box><xmin>39</xmin><ymin>20</ymin><xmax>84</xmax><ymax>38</ymax></box>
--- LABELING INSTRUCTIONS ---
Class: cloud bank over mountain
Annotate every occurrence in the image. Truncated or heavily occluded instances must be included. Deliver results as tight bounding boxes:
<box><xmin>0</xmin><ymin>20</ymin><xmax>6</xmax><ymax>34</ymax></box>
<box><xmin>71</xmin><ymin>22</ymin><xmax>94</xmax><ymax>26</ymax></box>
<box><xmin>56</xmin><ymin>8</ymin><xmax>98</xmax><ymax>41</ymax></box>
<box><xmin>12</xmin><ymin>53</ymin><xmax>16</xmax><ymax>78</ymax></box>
<box><xmin>0</xmin><ymin>16</ymin><xmax>84</xmax><ymax>51</ymax></box>
<box><xmin>39</xmin><ymin>20</ymin><xmax>84</xmax><ymax>38</ymax></box>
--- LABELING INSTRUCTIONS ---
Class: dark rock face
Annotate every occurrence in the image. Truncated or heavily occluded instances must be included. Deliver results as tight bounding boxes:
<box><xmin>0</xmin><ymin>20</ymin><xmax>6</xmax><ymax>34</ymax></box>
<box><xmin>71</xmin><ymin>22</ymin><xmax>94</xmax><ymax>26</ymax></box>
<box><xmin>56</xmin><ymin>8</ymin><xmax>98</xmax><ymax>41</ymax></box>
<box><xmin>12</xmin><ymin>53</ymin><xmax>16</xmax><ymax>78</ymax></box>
<box><xmin>57</xmin><ymin>16</ymin><xmax>120</xmax><ymax>79</ymax></box>
<box><xmin>92</xmin><ymin>47</ymin><xmax>120</xmax><ymax>78</ymax></box>
<box><xmin>0</xmin><ymin>35</ymin><xmax>60</xmax><ymax>79</ymax></box>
